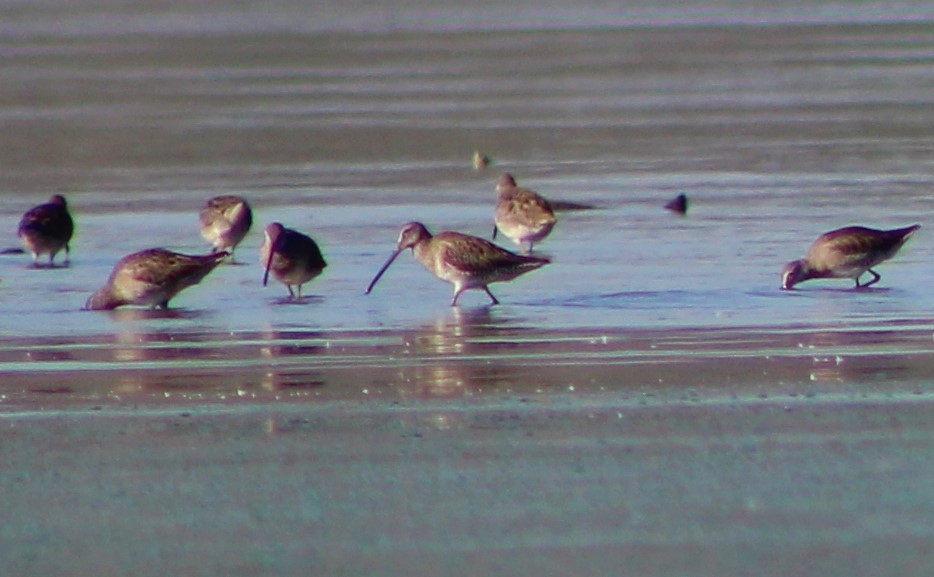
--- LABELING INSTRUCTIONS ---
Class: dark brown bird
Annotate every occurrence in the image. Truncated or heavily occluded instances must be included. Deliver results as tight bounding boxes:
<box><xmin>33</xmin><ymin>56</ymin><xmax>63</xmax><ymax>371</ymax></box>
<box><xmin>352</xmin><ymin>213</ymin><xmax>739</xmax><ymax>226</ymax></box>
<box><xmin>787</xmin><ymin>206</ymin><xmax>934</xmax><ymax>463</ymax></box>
<box><xmin>18</xmin><ymin>194</ymin><xmax>74</xmax><ymax>267</ymax></box>
<box><xmin>366</xmin><ymin>221</ymin><xmax>550</xmax><ymax>306</ymax></box>
<box><xmin>781</xmin><ymin>225</ymin><xmax>920</xmax><ymax>290</ymax></box>
<box><xmin>260</xmin><ymin>222</ymin><xmax>327</xmax><ymax>299</ymax></box>
<box><xmin>493</xmin><ymin>173</ymin><xmax>557</xmax><ymax>254</ymax></box>
<box><xmin>85</xmin><ymin>248</ymin><xmax>228</xmax><ymax>310</ymax></box>
<box><xmin>199</xmin><ymin>195</ymin><xmax>253</xmax><ymax>256</ymax></box>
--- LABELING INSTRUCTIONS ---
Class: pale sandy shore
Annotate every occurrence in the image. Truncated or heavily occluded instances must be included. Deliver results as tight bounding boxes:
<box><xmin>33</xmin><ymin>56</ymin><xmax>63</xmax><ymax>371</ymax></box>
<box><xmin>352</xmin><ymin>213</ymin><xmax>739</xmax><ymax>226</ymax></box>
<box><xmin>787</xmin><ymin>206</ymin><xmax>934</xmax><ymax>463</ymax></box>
<box><xmin>2</xmin><ymin>326</ymin><xmax>933</xmax><ymax>576</ymax></box>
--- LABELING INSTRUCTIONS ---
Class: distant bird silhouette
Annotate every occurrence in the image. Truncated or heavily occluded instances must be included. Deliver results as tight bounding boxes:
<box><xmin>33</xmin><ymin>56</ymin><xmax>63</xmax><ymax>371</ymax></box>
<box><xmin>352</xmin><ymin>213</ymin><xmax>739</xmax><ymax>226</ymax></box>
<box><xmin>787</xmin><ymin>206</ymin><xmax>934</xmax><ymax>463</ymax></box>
<box><xmin>781</xmin><ymin>225</ymin><xmax>920</xmax><ymax>290</ymax></box>
<box><xmin>472</xmin><ymin>150</ymin><xmax>492</xmax><ymax>170</ymax></box>
<box><xmin>199</xmin><ymin>195</ymin><xmax>253</xmax><ymax>256</ymax></box>
<box><xmin>664</xmin><ymin>193</ymin><xmax>688</xmax><ymax>215</ymax></box>
<box><xmin>85</xmin><ymin>248</ymin><xmax>227</xmax><ymax>310</ymax></box>
<box><xmin>366</xmin><ymin>221</ymin><xmax>550</xmax><ymax>306</ymax></box>
<box><xmin>492</xmin><ymin>173</ymin><xmax>557</xmax><ymax>254</ymax></box>
<box><xmin>260</xmin><ymin>222</ymin><xmax>327</xmax><ymax>299</ymax></box>
<box><xmin>18</xmin><ymin>194</ymin><xmax>74</xmax><ymax>267</ymax></box>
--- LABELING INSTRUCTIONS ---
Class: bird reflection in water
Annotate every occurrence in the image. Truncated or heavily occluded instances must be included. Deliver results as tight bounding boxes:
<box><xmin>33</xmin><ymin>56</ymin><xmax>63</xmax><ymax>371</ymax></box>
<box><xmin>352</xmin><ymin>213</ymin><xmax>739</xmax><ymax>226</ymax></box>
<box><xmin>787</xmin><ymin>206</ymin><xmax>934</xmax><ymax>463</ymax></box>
<box><xmin>799</xmin><ymin>330</ymin><xmax>906</xmax><ymax>384</ymax></box>
<box><xmin>106</xmin><ymin>323</ymin><xmax>252</xmax><ymax>396</ymax></box>
<box><xmin>258</xmin><ymin>326</ymin><xmax>328</xmax><ymax>392</ymax></box>
<box><xmin>389</xmin><ymin>308</ymin><xmax>521</xmax><ymax>434</ymax></box>
<box><xmin>395</xmin><ymin>307</ymin><xmax>516</xmax><ymax>399</ymax></box>
<box><xmin>402</xmin><ymin>307</ymin><xmax>498</xmax><ymax>353</ymax></box>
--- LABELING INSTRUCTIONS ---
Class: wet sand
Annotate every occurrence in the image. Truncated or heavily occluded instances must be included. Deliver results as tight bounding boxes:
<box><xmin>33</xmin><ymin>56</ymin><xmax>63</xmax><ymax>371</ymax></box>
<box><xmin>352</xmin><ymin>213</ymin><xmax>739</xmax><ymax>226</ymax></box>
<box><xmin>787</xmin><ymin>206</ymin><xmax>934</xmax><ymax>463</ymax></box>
<box><xmin>3</xmin><ymin>324</ymin><xmax>934</xmax><ymax>576</ymax></box>
<box><xmin>2</xmin><ymin>2</ymin><xmax>934</xmax><ymax>575</ymax></box>
<box><xmin>4</xmin><ymin>391</ymin><xmax>934</xmax><ymax>577</ymax></box>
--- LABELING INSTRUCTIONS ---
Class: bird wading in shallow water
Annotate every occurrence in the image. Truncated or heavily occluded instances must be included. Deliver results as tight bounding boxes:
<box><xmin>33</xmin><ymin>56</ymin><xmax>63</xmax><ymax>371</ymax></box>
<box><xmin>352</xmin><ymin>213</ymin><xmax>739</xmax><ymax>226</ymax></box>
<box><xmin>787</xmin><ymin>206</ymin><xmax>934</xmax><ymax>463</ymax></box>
<box><xmin>366</xmin><ymin>221</ymin><xmax>550</xmax><ymax>306</ymax></box>
<box><xmin>199</xmin><ymin>195</ymin><xmax>253</xmax><ymax>257</ymax></box>
<box><xmin>18</xmin><ymin>194</ymin><xmax>74</xmax><ymax>267</ymax></box>
<box><xmin>781</xmin><ymin>224</ymin><xmax>920</xmax><ymax>290</ymax></box>
<box><xmin>85</xmin><ymin>248</ymin><xmax>228</xmax><ymax>310</ymax></box>
<box><xmin>260</xmin><ymin>222</ymin><xmax>327</xmax><ymax>300</ymax></box>
<box><xmin>492</xmin><ymin>173</ymin><xmax>557</xmax><ymax>254</ymax></box>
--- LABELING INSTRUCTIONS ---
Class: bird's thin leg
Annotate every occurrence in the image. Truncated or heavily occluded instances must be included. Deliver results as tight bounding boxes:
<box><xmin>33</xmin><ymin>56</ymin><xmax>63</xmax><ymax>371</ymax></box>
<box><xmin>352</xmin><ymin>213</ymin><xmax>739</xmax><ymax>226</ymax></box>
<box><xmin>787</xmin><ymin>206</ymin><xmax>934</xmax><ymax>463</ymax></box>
<box><xmin>483</xmin><ymin>286</ymin><xmax>500</xmax><ymax>305</ymax></box>
<box><xmin>492</xmin><ymin>226</ymin><xmax>498</xmax><ymax>240</ymax></box>
<box><xmin>861</xmin><ymin>269</ymin><xmax>881</xmax><ymax>288</ymax></box>
<box><xmin>450</xmin><ymin>285</ymin><xmax>466</xmax><ymax>307</ymax></box>
<box><xmin>287</xmin><ymin>285</ymin><xmax>295</xmax><ymax>298</ymax></box>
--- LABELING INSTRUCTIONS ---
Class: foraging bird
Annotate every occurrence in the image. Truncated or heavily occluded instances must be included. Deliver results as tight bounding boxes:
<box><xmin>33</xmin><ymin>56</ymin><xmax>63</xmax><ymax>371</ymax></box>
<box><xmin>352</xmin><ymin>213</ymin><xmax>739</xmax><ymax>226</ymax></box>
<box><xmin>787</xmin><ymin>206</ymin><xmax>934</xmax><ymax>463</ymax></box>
<box><xmin>493</xmin><ymin>173</ymin><xmax>557</xmax><ymax>254</ymax></box>
<box><xmin>260</xmin><ymin>222</ymin><xmax>327</xmax><ymax>299</ymax></box>
<box><xmin>366</xmin><ymin>221</ymin><xmax>550</xmax><ymax>306</ymax></box>
<box><xmin>85</xmin><ymin>248</ymin><xmax>228</xmax><ymax>310</ymax></box>
<box><xmin>199</xmin><ymin>195</ymin><xmax>253</xmax><ymax>256</ymax></box>
<box><xmin>665</xmin><ymin>193</ymin><xmax>688</xmax><ymax>215</ymax></box>
<box><xmin>18</xmin><ymin>194</ymin><xmax>74</xmax><ymax>267</ymax></box>
<box><xmin>781</xmin><ymin>224</ymin><xmax>920</xmax><ymax>290</ymax></box>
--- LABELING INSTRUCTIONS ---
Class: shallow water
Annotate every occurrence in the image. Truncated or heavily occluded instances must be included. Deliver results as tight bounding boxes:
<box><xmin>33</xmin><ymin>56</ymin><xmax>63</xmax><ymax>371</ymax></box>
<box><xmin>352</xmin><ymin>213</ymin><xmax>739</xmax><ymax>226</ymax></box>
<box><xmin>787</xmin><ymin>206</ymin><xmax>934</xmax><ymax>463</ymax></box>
<box><xmin>0</xmin><ymin>2</ymin><xmax>932</xmax><ymax>400</ymax></box>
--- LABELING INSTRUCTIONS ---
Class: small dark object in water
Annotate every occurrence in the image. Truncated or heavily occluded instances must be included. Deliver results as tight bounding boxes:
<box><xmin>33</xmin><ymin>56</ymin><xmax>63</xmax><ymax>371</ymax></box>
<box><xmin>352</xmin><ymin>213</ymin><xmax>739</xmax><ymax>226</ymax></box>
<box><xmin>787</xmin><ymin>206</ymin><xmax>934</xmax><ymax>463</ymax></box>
<box><xmin>473</xmin><ymin>150</ymin><xmax>492</xmax><ymax>170</ymax></box>
<box><xmin>665</xmin><ymin>193</ymin><xmax>688</xmax><ymax>215</ymax></box>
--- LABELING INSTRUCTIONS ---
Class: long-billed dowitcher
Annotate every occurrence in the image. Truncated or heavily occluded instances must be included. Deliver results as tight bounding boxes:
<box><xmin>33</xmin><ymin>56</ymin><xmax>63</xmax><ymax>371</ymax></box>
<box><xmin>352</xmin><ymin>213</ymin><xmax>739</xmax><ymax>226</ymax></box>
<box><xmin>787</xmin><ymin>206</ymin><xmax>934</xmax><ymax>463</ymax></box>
<box><xmin>17</xmin><ymin>194</ymin><xmax>74</xmax><ymax>267</ymax></box>
<box><xmin>85</xmin><ymin>248</ymin><xmax>228</xmax><ymax>310</ymax></box>
<box><xmin>366</xmin><ymin>221</ymin><xmax>550</xmax><ymax>306</ymax></box>
<box><xmin>199</xmin><ymin>195</ymin><xmax>253</xmax><ymax>256</ymax></box>
<box><xmin>260</xmin><ymin>222</ymin><xmax>327</xmax><ymax>299</ymax></box>
<box><xmin>492</xmin><ymin>173</ymin><xmax>557</xmax><ymax>254</ymax></box>
<box><xmin>781</xmin><ymin>224</ymin><xmax>920</xmax><ymax>290</ymax></box>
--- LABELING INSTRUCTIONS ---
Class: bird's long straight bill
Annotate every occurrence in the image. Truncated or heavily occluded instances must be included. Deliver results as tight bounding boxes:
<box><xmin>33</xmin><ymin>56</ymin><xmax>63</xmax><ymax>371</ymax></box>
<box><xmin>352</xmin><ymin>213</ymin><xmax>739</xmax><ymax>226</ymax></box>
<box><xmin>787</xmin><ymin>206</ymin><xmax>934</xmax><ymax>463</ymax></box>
<box><xmin>262</xmin><ymin>240</ymin><xmax>278</xmax><ymax>286</ymax></box>
<box><xmin>365</xmin><ymin>249</ymin><xmax>403</xmax><ymax>294</ymax></box>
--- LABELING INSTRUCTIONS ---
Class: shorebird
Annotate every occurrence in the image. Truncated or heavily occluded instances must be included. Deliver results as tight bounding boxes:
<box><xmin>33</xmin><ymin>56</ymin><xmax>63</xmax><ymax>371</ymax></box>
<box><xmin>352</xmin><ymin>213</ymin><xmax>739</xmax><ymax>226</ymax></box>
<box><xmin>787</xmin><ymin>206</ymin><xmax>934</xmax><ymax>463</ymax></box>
<box><xmin>366</xmin><ymin>221</ymin><xmax>550</xmax><ymax>306</ymax></box>
<box><xmin>781</xmin><ymin>224</ymin><xmax>920</xmax><ymax>290</ymax></box>
<box><xmin>493</xmin><ymin>173</ymin><xmax>557</xmax><ymax>254</ymax></box>
<box><xmin>198</xmin><ymin>195</ymin><xmax>253</xmax><ymax>256</ymax></box>
<box><xmin>17</xmin><ymin>194</ymin><xmax>74</xmax><ymax>267</ymax></box>
<box><xmin>260</xmin><ymin>222</ymin><xmax>327</xmax><ymax>299</ymax></box>
<box><xmin>85</xmin><ymin>248</ymin><xmax>228</xmax><ymax>310</ymax></box>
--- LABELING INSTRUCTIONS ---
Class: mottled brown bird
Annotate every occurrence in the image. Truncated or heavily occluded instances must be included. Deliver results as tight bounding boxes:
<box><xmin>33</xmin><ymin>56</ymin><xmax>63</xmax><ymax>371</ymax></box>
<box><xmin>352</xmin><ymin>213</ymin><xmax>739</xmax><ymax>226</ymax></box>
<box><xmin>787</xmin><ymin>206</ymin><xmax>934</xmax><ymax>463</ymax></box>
<box><xmin>781</xmin><ymin>224</ymin><xmax>920</xmax><ymax>290</ymax></box>
<box><xmin>366</xmin><ymin>221</ymin><xmax>550</xmax><ymax>306</ymax></box>
<box><xmin>493</xmin><ymin>173</ymin><xmax>557</xmax><ymax>254</ymax></box>
<box><xmin>260</xmin><ymin>222</ymin><xmax>327</xmax><ymax>299</ymax></box>
<box><xmin>199</xmin><ymin>195</ymin><xmax>253</xmax><ymax>256</ymax></box>
<box><xmin>18</xmin><ymin>194</ymin><xmax>74</xmax><ymax>267</ymax></box>
<box><xmin>85</xmin><ymin>248</ymin><xmax>228</xmax><ymax>310</ymax></box>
